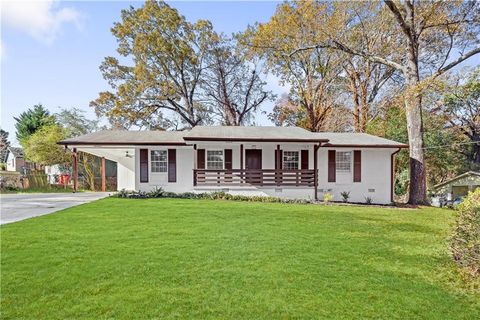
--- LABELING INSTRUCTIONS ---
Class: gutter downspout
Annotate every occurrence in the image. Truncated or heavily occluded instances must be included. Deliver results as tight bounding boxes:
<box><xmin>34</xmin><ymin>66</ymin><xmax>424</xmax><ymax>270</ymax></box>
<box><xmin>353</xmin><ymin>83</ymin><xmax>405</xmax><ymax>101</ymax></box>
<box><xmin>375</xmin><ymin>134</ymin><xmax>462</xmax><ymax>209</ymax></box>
<box><xmin>391</xmin><ymin>148</ymin><xmax>401</xmax><ymax>204</ymax></box>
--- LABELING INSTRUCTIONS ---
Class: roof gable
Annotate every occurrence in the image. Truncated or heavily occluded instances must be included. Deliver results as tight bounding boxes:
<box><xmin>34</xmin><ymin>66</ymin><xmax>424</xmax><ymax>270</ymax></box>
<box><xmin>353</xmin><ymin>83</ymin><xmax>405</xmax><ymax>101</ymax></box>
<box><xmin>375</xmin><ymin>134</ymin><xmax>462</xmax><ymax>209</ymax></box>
<box><xmin>434</xmin><ymin>171</ymin><xmax>480</xmax><ymax>189</ymax></box>
<box><xmin>8</xmin><ymin>147</ymin><xmax>24</xmax><ymax>158</ymax></box>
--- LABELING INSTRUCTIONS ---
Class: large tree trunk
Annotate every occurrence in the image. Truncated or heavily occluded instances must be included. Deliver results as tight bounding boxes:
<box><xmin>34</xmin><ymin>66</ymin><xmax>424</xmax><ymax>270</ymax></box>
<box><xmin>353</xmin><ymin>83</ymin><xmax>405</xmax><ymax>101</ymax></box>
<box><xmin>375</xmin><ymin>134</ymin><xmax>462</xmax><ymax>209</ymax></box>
<box><xmin>405</xmin><ymin>51</ymin><xmax>427</xmax><ymax>205</ymax></box>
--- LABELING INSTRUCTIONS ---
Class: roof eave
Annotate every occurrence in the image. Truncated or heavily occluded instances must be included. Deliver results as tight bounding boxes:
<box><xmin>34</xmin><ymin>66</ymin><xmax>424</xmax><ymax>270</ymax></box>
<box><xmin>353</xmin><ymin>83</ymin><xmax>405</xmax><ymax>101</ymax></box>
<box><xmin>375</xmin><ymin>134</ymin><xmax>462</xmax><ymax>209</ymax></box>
<box><xmin>322</xmin><ymin>143</ymin><xmax>409</xmax><ymax>148</ymax></box>
<box><xmin>57</xmin><ymin>141</ymin><xmax>186</xmax><ymax>146</ymax></box>
<box><xmin>183</xmin><ymin>137</ymin><xmax>330</xmax><ymax>143</ymax></box>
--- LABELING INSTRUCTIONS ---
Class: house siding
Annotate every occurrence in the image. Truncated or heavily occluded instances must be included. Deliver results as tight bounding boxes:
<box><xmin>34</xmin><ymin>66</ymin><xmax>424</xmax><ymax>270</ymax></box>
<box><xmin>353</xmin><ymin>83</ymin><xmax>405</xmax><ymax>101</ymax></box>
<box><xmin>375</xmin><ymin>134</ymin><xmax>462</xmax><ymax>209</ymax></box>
<box><xmin>318</xmin><ymin>148</ymin><xmax>396</xmax><ymax>204</ymax></box>
<box><xmin>124</xmin><ymin>144</ymin><xmax>397</xmax><ymax>204</ymax></box>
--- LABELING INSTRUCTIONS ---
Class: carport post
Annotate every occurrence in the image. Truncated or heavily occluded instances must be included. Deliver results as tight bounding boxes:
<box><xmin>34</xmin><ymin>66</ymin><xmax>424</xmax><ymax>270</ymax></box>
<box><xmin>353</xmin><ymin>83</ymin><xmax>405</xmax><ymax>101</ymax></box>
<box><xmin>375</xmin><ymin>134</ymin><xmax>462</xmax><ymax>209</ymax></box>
<box><xmin>101</xmin><ymin>157</ymin><xmax>106</xmax><ymax>192</ymax></box>
<box><xmin>72</xmin><ymin>148</ymin><xmax>78</xmax><ymax>192</ymax></box>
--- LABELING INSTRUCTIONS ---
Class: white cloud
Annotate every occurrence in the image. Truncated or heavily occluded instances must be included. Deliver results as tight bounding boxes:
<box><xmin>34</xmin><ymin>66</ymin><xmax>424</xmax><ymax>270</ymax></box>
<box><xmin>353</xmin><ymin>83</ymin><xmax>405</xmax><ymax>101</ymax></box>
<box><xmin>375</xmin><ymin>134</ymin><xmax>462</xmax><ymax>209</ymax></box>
<box><xmin>1</xmin><ymin>0</ymin><xmax>81</xmax><ymax>45</ymax></box>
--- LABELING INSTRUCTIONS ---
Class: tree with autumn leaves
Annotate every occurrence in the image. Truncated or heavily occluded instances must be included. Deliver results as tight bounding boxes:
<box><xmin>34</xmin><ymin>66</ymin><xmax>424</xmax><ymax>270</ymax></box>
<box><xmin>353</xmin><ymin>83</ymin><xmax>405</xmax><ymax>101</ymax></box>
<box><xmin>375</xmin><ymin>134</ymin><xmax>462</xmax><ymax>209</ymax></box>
<box><xmin>91</xmin><ymin>0</ymin><xmax>272</xmax><ymax>130</ymax></box>
<box><xmin>245</xmin><ymin>0</ymin><xmax>480</xmax><ymax>204</ymax></box>
<box><xmin>92</xmin><ymin>0</ymin><xmax>479</xmax><ymax>204</ymax></box>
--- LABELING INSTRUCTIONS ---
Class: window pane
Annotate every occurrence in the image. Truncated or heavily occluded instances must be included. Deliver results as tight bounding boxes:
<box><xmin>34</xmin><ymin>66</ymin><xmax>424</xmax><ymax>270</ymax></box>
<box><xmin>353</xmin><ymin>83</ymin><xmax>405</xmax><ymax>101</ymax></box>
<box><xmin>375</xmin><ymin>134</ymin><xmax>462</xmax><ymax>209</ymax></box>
<box><xmin>283</xmin><ymin>151</ymin><xmax>299</xmax><ymax>170</ymax></box>
<box><xmin>336</xmin><ymin>151</ymin><xmax>351</xmax><ymax>173</ymax></box>
<box><xmin>207</xmin><ymin>150</ymin><xmax>223</xmax><ymax>170</ymax></box>
<box><xmin>151</xmin><ymin>150</ymin><xmax>167</xmax><ymax>172</ymax></box>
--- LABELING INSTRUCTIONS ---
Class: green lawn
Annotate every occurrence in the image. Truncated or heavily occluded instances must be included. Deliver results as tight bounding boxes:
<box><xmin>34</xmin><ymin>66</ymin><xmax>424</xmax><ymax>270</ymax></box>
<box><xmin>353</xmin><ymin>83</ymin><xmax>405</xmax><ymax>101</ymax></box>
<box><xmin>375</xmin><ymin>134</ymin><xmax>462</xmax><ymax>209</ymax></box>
<box><xmin>1</xmin><ymin>198</ymin><xmax>479</xmax><ymax>319</ymax></box>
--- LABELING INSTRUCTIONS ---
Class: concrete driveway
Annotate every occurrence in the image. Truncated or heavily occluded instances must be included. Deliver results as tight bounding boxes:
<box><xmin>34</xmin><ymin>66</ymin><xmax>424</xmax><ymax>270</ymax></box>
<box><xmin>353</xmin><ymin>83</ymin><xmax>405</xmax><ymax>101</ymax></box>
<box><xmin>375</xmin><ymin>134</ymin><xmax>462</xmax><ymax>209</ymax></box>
<box><xmin>0</xmin><ymin>192</ymin><xmax>111</xmax><ymax>225</ymax></box>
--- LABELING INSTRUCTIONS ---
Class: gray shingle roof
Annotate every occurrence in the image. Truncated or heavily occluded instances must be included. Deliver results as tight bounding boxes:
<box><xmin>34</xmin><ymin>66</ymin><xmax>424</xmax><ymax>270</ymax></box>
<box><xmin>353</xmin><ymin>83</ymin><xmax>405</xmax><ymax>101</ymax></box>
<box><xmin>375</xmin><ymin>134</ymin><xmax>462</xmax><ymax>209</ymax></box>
<box><xmin>8</xmin><ymin>147</ymin><xmax>24</xmax><ymax>158</ymax></box>
<box><xmin>314</xmin><ymin>133</ymin><xmax>408</xmax><ymax>147</ymax></box>
<box><xmin>433</xmin><ymin>171</ymin><xmax>480</xmax><ymax>189</ymax></box>
<box><xmin>58</xmin><ymin>127</ymin><xmax>408</xmax><ymax>147</ymax></box>
<box><xmin>59</xmin><ymin>130</ymin><xmax>187</xmax><ymax>145</ymax></box>
<box><xmin>184</xmin><ymin>126</ymin><xmax>328</xmax><ymax>142</ymax></box>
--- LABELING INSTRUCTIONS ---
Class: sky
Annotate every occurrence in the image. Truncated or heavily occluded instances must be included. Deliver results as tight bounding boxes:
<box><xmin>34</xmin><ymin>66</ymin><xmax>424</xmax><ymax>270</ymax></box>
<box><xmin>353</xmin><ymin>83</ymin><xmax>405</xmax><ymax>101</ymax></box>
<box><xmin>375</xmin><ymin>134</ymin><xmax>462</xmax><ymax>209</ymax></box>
<box><xmin>1</xmin><ymin>0</ymin><xmax>284</xmax><ymax>145</ymax></box>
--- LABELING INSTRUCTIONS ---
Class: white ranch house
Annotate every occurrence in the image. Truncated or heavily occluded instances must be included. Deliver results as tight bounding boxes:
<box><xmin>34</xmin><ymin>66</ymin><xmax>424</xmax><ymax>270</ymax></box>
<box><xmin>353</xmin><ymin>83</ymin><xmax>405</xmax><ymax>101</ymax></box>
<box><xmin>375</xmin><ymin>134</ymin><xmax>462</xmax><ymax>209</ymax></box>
<box><xmin>60</xmin><ymin>126</ymin><xmax>408</xmax><ymax>204</ymax></box>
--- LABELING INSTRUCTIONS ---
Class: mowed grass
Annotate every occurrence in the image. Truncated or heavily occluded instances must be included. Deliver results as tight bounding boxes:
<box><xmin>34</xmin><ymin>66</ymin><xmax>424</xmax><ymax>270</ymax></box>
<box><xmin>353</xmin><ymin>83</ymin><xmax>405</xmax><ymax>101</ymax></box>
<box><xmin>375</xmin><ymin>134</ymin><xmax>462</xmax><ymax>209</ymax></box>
<box><xmin>1</xmin><ymin>198</ymin><xmax>479</xmax><ymax>319</ymax></box>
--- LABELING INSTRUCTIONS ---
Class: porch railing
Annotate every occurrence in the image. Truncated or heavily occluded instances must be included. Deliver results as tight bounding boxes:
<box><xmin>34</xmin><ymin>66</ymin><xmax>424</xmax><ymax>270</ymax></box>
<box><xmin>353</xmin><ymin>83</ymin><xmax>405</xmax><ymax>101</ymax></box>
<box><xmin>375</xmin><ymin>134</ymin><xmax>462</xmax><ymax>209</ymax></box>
<box><xmin>193</xmin><ymin>169</ymin><xmax>317</xmax><ymax>187</ymax></box>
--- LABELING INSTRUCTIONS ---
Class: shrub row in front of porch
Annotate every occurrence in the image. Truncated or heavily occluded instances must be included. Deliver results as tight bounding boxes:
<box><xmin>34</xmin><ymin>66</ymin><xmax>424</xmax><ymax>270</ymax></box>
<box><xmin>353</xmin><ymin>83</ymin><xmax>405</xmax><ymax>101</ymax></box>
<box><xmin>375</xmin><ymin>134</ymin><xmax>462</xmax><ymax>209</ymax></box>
<box><xmin>115</xmin><ymin>188</ymin><xmax>316</xmax><ymax>204</ymax></box>
<box><xmin>114</xmin><ymin>188</ymin><xmax>386</xmax><ymax>206</ymax></box>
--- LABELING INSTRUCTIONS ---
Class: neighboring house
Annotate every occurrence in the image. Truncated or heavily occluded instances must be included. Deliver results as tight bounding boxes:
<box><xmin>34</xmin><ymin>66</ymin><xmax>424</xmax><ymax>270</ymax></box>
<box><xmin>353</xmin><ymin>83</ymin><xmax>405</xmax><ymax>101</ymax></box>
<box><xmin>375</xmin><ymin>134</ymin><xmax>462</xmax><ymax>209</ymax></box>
<box><xmin>59</xmin><ymin>126</ymin><xmax>408</xmax><ymax>204</ymax></box>
<box><xmin>433</xmin><ymin>171</ymin><xmax>480</xmax><ymax>200</ymax></box>
<box><xmin>5</xmin><ymin>147</ymin><xmax>34</xmax><ymax>173</ymax></box>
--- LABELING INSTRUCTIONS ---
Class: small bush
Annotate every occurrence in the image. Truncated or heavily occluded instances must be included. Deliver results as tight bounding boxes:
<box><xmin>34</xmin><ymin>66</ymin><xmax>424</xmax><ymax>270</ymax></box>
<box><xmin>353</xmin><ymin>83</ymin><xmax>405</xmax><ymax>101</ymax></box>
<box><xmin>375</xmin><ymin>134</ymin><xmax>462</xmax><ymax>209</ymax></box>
<box><xmin>323</xmin><ymin>192</ymin><xmax>333</xmax><ymax>203</ymax></box>
<box><xmin>449</xmin><ymin>189</ymin><xmax>480</xmax><ymax>279</ymax></box>
<box><xmin>340</xmin><ymin>191</ymin><xmax>350</xmax><ymax>203</ymax></box>
<box><xmin>365</xmin><ymin>196</ymin><xmax>373</xmax><ymax>205</ymax></box>
<box><xmin>147</xmin><ymin>187</ymin><xmax>164</xmax><ymax>198</ymax></box>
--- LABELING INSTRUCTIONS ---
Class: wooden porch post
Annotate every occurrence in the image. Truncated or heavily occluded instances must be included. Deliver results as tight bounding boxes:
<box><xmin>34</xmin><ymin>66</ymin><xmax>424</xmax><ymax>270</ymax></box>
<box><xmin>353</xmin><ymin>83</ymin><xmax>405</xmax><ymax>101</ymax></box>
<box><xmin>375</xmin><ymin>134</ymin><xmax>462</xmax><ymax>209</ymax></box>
<box><xmin>101</xmin><ymin>157</ymin><xmax>106</xmax><ymax>192</ymax></box>
<box><xmin>240</xmin><ymin>144</ymin><xmax>244</xmax><ymax>183</ymax></box>
<box><xmin>72</xmin><ymin>147</ymin><xmax>78</xmax><ymax>192</ymax></box>
<box><xmin>240</xmin><ymin>144</ymin><xmax>244</xmax><ymax>169</ymax></box>
<box><xmin>314</xmin><ymin>144</ymin><xmax>319</xmax><ymax>200</ymax></box>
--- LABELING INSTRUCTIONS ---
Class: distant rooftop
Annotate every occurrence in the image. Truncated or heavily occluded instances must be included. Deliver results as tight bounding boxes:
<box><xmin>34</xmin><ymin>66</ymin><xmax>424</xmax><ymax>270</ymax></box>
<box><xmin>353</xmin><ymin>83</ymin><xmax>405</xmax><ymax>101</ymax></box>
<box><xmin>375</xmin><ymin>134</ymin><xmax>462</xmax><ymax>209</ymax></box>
<box><xmin>8</xmin><ymin>147</ymin><xmax>24</xmax><ymax>158</ymax></box>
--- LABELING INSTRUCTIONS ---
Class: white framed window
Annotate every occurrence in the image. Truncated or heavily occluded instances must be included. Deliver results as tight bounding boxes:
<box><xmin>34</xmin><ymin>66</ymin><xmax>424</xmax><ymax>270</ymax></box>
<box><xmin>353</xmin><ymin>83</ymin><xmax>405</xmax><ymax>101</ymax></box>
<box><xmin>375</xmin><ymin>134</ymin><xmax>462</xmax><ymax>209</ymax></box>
<box><xmin>283</xmin><ymin>151</ymin><xmax>299</xmax><ymax>170</ymax></box>
<box><xmin>207</xmin><ymin>150</ymin><xmax>224</xmax><ymax>170</ymax></box>
<box><xmin>336</xmin><ymin>151</ymin><xmax>351</xmax><ymax>173</ymax></box>
<box><xmin>151</xmin><ymin>150</ymin><xmax>167</xmax><ymax>173</ymax></box>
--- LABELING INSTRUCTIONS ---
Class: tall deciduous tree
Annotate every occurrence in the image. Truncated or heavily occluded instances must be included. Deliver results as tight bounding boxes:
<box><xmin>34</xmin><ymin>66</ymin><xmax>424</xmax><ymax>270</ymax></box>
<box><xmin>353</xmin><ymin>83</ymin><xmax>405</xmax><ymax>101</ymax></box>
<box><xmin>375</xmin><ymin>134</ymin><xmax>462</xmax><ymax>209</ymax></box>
<box><xmin>244</xmin><ymin>1</ymin><xmax>347</xmax><ymax>132</ymax></box>
<box><xmin>203</xmin><ymin>38</ymin><xmax>272</xmax><ymax>125</ymax></box>
<box><xmin>56</xmin><ymin>107</ymin><xmax>101</xmax><ymax>137</ymax></box>
<box><xmin>91</xmin><ymin>0</ymin><xmax>218</xmax><ymax>130</ymax></box>
<box><xmin>23</xmin><ymin>124</ymin><xmax>70</xmax><ymax>166</ymax></box>
<box><xmin>14</xmin><ymin>104</ymin><xmax>55</xmax><ymax>143</ymax></box>
<box><xmin>287</xmin><ymin>0</ymin><xmax>480</xmax><ymax>204</ymax></box>
<box><xmin>56</xmin><ymin>107</ymin><xmax>104</xmax><ymax>191</ymax></box>
<box><xmin>442</xmin><ymin>68</ymin><xmax>480</xmax><ymax>168</ymax></box>
<box><xmin>0</xmin><ymin>128</ymin><xmax>10</xmax><ymax>163</ymax></box>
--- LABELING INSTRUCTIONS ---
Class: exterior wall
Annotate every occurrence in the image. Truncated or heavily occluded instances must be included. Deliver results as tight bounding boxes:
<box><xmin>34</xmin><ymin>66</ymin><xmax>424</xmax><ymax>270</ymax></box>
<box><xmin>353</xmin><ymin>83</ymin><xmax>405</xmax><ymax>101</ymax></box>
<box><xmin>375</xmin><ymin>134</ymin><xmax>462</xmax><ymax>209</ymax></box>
<box><xmin>136</xmin><ymin>146</ymin><xmax>194</xmax><ymax>193</ymax></box>
<box><xmin>6</xmin><ymin>153</ymin><xmax>16</xmax><ymax>172</ymax></box>
<box><xmin>318</xmin><ymin>148</ymin><xmax>397</xmax><ymax>204</ymax></box>
<box><xmin>5</xmin><ymin>154</ymin><xmax>30</xmax><ymax>173</ymax></box>
<box><xmin>117</xmin><ymin>153</ymin><xmax>135</xmax><ymax>190</ymax></box>
<box><xmin>125</xmin><ymin>143</ymin><xmax>397</xmax><ymax>204</ymax></box>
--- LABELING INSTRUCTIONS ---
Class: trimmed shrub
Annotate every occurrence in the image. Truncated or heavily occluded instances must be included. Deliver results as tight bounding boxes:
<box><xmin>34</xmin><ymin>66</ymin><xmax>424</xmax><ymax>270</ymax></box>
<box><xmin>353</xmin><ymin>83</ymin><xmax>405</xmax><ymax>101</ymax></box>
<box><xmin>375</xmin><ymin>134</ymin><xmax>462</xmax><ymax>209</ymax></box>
<box><xmin>114</xmin><ymin>189</ymin><xmax>315</xmax><ymax>205</ymax></box>
<box><xmin>323</xmin><ymin>193</ymin><xmax>333</xmax><ymax>203</ymax></box>
<box><xmin>341</xmin><ymin>191</ymin><xmax>350</xmax><ymax>203</ymax></box>
<box><xmin>449</xmin><ymin>189</ymin><xmax>480</xmax><ymax>279</ymax></box>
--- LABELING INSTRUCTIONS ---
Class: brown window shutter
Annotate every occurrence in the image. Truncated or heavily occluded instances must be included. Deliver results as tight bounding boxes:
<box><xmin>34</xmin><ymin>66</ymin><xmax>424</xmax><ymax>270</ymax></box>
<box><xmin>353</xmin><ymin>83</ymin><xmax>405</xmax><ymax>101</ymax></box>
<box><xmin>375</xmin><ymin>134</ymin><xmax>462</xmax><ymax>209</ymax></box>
<box><xmin>279</xmin><ymin>150</ymin><xmax>283</xmax><ymax>169</ymax></box>
<box><xmin>168</xmin><ymin>149</ymin><xmax>176</xmax><ymax>182</ymax></box>
<box><xmin>353</xmin><ymin>150</ymin><xmax>361</xmax><ymax>183</ymax></box>
<box><xmin>328</xmin><ymin>150</ymin><xmax>336</xmax><ymax>182</ymax></box>
<box><xmin>275</xmin><ymin>149</ymin><xmax>283</xmax><ymax>170</ymax></box>
<box><xmin>224</xmin><ymin>149</ymin><xmax>232</xmax><ymax>170</ymax></box>
<box><xmin>140</xmin><ymin>149</ymin><xmax>149</xmax><ymax>183</ymax></box>
<box><xmin>197</xmin><ymin>149</ymin><xmax>205</xmax><ymax>169</ymax></box>
<box><xmin>275</xmin><ymin>149</ymin><xmax>278</xmax><ymax>169</ymax></box>
<box><xmin>301</xmin><ymin>150</ymin><xmax>309</xmax><ymax>169</ymax></box>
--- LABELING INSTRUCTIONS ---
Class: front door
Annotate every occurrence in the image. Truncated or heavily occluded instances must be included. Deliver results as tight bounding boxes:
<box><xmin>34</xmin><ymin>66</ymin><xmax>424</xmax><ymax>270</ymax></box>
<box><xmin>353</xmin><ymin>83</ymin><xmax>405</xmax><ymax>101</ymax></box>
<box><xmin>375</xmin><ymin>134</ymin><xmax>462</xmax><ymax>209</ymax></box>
<box><xmin>245</xmin><ymin>149</ymin><xmax>262</xmax><ymax>170</ymax></box>
<box><xmin>245</xmin><ymin>149</ymin><xmax>262</xmax><ymax>184</ymax></box>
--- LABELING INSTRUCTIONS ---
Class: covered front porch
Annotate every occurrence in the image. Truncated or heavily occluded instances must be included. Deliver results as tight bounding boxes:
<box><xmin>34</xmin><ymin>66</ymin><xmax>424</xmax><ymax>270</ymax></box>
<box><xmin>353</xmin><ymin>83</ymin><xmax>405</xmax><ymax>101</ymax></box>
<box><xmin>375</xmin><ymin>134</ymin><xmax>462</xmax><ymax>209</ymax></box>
<box><xmin>190</xmin><ymin>141</ymin><xmax>321</xmax><ymax>198</ymax></box>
